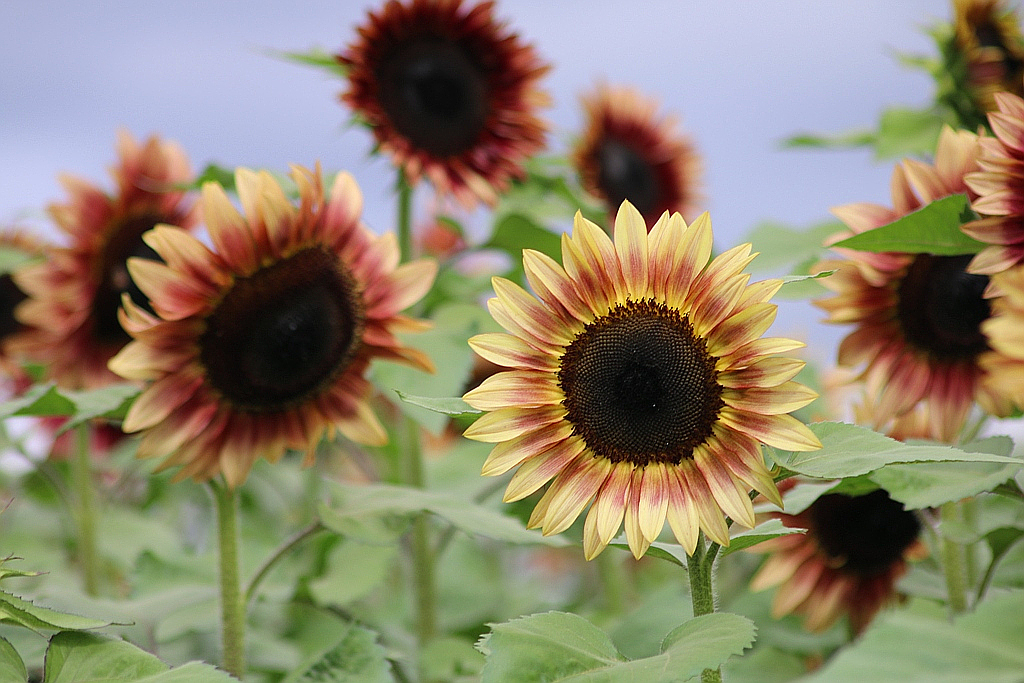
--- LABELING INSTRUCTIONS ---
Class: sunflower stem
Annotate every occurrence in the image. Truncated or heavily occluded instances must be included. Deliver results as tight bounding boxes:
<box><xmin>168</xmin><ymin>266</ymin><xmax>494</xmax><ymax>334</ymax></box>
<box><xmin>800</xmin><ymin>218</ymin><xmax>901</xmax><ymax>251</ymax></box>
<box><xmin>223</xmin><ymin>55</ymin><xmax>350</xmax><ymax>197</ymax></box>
<box><xmin>245</xmin><ymin>520</ymin><xmax>325</xmax><ymax>608</ymax></box>
<box><xmin>688</xmin><ymin>533</ymin><xmax>723</xmax><ymax>683</ymax></box>
<box><xmin>940</xmin><ymin>501</ymin><xmax>969</xmax><ymax>615</ymax></box>
<box><xmin>211</xmin><ymin>480</ymin><xmax>246</xmax><ymax>679</ymax></box>
<box><xmin>399</xmin><ymin>414</ymin><xmax>437</xmax><ymax>651</ymax></box>
<box><xmin>397</xmin><ymin>170</ymin><xmax>414</xmax><ymax>262</ymax></box>
<box><xmin>72</xmin><ymin>424</ymin><xmax>99</xmax><ymax>597</ymax></box>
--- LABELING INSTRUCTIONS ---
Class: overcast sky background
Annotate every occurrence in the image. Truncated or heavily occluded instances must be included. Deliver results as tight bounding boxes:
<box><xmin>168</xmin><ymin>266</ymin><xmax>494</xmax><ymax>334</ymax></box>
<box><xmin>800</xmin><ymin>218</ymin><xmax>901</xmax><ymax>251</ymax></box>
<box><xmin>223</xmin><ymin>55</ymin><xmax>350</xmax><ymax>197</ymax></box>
<box><xmin>1</xmin><ymin>0</ymin><xmax>948</xmax><ymax>362</ymax></box>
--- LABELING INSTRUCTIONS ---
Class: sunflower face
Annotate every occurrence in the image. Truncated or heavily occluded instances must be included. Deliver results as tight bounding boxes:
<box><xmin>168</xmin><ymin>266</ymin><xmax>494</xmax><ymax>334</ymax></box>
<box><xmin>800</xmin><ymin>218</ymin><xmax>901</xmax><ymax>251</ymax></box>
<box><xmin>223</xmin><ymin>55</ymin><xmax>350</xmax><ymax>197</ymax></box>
<box><xmin>109</xmin><ymin>166</ymin><xmax>437</xmax><ymax>487</ymax></box>
<box><xmin>751</xmin><ymin>489</ymin><xmax>925</xmax><ymax>634</ymax></box>
<box><xmin>816</xmin><ymin>126</ymin><xmax>1010</xmax><ymax>441</ymax></box>
<box><xmin>573</xmin><ymin>85</ymin><xmax>701</xmax><ymax>229</ymax></box>
<box><xmin>13</xmin><ymin>131</ymin><xmax>195</xmax><ymax>389</ymax></box>
<box><xmin>463</xmin><ymin>202</ymin><xmax>819</xmax><ymax>560</ymax></box>
<box><xmin>338</xmin><ymin>0</ymin><xmax>550</xmax><ymax>207</ymax></box>
<box><xmin>980</xmin><ymin>265</ymin><xmax>1024</xmax><ymax>408</ymax></box>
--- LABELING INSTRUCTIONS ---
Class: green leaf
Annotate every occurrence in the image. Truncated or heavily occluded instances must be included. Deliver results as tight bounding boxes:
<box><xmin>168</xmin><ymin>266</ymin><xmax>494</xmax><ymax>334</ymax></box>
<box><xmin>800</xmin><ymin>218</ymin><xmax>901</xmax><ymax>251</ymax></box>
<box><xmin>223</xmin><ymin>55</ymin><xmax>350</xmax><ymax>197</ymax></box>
<box><xmin>0</xmin><ymin>589</ymin><xmax>116</xmax><ymax>633</ymax></box>
<box><xmin>281</xmin><ymin>623</ymin><xmax>393</xmax><ymax>683</ymax></box>
<box><xmin>718</xmin><ymin>518</ymin><xmax>807</xmax><ymax>557</ymax></box>
<box><xmin>777</xmin><ymin>270</ymin><xmax>835</xmax><ymax>298</ymax></box>
<box><xmin>0</xmin><ymin>636</ymin><xmax>27</xmax><ymax>683</ymax></box>
<box><xmin>394</xmin><ymin>391</ymin><xmax>480</xmax><ymax>419</ymax></box>
<box><xmin>873</xmin><ymin>107</ymin><xmax>947</xmax><ymax>160</ymax></box>
<box><xmin>484</xmin><ymin>213</ymin><xmax>563</xmax><ymax>265</ymax></box>
<box><xmin>477</xmin><ymin>611</ymin><xmax>755</xmax><ymax>683</ymax></box>
<box><xmin>831</xmin><ymin>194</ymin><xmax>985</xmax><ymax>255</ymax></box>
<box><xmin>308</xmin><ymin>540</ymin><xmax>398</xmax><ymax>607</ymax></box>
<box><xmin>745</xmin><ymin>221</ymin><xmax>841</xmax><ymax>274</ymax></box>
<box><xmin>0</xmin><ymin>246</ymin><xmax>41</xmax><ymax>276</ymax></box>
<box><xmin>320</xmin><ymin>482</ymin><xmax>568</xmax><ymax>546</ymax></box>
<box><xmin>782</xmin><ymin>130</ymin><xmax>876</xmax><ymax>151</ymax></box>
<box><xmin>271</xmin><ymin>47</ymin><xmax>347</xmax><ymax>77</ymax></box>
<box><xmin>769</xmin><ymin>422</ymin><xmax>1019</xmax><ymax>479</ymax></box>
<box><xmin>0</xmin><ymin>383</ymin><xmax>138</xmax><ymax>427</ymax></box>
<box><xmin>187</xmin><ymin>163</ymin><xmax>237</xmax><ymax>192</ymax></box>
<box><xmin>870</xmin><ymin>436</ymin><xmax>1023</xmax><ymax>509</ymax></box>
<box><xmin>42</xmin><ymin>631</ymin><xmax>234</xmax><ymax>683</ymax></box>
<box><xmin>795</xmin><ymin>590</ymin><xmax>1024</xmax><ymax>682</ymax></box>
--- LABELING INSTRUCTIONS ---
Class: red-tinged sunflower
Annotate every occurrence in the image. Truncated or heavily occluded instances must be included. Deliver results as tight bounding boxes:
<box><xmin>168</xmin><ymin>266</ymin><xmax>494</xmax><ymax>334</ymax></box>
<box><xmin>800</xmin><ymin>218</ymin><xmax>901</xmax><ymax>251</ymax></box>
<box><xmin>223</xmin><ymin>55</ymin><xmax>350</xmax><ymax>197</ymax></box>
<box><xmin>815</xmin><ymin>126</ymin><xmax>1013</xmax><ymax>442</ymax></box>
<box><xmin>572</xmin><ymin>84</ymin><xmax>701</xmax><ymax>230</ymax></box>
<box><xmin>750</xmin><ymin>488</ymin><xmax>927</xmax><ymax>634</ymax></box>
<box><xmin>108</xmin><ymin>165</ymin><xmax>437</xmax><ymax>487</ymax></box>
<box><xmin>979</xmin><ymin>264</ymin><xmax>1024</xmax><ymax>406</ymax></box>
<box><xmin>462</xmin><ymin>201</ymin><xmax>820</xmax><ymax>561</ymax></box>
<box><xmin>13</xmin><ymin>131</ymin><xmax>196</xmax><ymax>389</ymax></box>
<box><xmin>964</xmin><ymin>92</ymin><xmax>1024</xmax><ymax>274</ymax></box>
<box><xmin>0</xmin><ymin>230</ymin><xmax>46</xmax><ymax>376</ymax></box>
<box><xmin>953</xmin><ymin>0</ymin><xmax>1024</xmax><ymax>115</ymax></box>
<box><xmin>337</xmin><ymin>0</ymin><xmax>550</xmax><ymax>208</ymax></box>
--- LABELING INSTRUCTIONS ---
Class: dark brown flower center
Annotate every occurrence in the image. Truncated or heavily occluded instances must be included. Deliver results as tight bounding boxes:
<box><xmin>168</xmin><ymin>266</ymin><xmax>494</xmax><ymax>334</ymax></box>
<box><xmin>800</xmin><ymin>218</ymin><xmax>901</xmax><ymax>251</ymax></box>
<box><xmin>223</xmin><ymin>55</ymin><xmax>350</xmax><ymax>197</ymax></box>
<box><xmin>557</xmin><ymin>299</ymin><xmax>722</xmax><ymax>466</ymax></box>
<box><xmin>595</xmin><ymin>139</ymin><xmax>661</xmax><ymax>219</ymax></box>
<box><xmin>896</xmin><ymin>253</ymin><xmax>991</xmax><ymax>360</ymax></box>
<box><xmin>376</xmin><ymin>37</ymin><xmax>489</xmax><ymax>157</ymax></box>
<box><xmin>200</xmin><ymin>246</ymin><xmax>364</xmax><ymax>412</ymax></box>
<box><xmin>809</xmin><ymin>490</ymin><xmax>921</xmax><ymax>577</ymax></box>
<box><xmin>93</xmin><ymin>213</ymin><xmax>166</xmax><ymax>346</ymax></box>
<box><xmin>0</xmin><ymin>274</ymin><xmax>27</xmax><ymax>342</ymax></box>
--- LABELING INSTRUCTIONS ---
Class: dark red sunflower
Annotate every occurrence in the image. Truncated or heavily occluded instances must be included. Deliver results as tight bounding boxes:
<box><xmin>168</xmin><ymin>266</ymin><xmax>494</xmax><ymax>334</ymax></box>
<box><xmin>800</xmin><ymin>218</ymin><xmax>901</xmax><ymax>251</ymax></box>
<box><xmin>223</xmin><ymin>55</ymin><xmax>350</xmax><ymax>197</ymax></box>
<box><xmin>751</xmin><ymin>488</ymin><xmax>927</xmax><ymax>634</ymax></box>
<box><xmin>572</xmin><ymin>84</ymin><xmax>701</xmax><ymax>229</ymax></box>
<box><xmin>337</xmin><ymin>0</ymin><xmax>550</xmax><ymax>207</ymax></box>
<box><xmin>13</xmin><ymin>131</ymin><xmax>196</xmax><ymax>389</ymax></box>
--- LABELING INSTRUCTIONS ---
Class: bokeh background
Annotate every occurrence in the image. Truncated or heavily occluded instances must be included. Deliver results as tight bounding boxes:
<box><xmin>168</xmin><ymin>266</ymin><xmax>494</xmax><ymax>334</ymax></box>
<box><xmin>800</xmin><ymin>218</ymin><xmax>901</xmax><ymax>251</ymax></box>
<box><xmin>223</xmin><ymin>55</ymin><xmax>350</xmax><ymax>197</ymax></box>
<box><xmin>1</xmin><ymin>0</ymin><xmax>944</xmax><ymax>357</ymax></box>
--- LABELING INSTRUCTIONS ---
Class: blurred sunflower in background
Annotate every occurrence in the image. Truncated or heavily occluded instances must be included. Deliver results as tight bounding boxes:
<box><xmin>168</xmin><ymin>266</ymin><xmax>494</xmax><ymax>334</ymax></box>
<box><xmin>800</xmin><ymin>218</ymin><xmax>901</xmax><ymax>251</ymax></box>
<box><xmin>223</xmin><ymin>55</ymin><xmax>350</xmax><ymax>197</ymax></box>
<box><xmin>463</xmin><ymin>201</ymin><xmax>819</xmax><ymax>560</ymax></box>
<box><xmin>953</xmin><ymin>0</ymin><xmax>1024</xmax><ymax>115</ymax></box>
<box><xmin>815</xmin><ymin>126</ymin><xmax>1012</xmax><ymax>442</ymax></box>
<box><xmin>572</xmin><ymin>84</ymin><xmax>701</xmax><ymax>230</ymax></box>
<box><xmin>751</xmin><ymin>488</ymin><xmax>927</xmax><ymax>634</ymax></box>
<box><xmin>337</xmin><ymin>0</ymin><xmax>550</xmax><ymax>207</ymax></box>
<box><xmin>109</xmin><ymin>165</ymin><xmax>436</xmax><ymax>487</ymax></box>
<box><xmin>13</xmin><ymin>131</ymin><xmax>196</xmax><ymax>389</ymax></box>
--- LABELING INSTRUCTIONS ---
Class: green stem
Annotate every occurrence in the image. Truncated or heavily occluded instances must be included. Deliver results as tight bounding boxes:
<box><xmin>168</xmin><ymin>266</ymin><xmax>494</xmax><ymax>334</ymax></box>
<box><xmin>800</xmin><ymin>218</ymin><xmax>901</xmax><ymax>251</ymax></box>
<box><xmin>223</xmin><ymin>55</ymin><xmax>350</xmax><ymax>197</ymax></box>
<box><xmin>687</xmin><ymin>533</ymin><xmax>723</xmax><ymax>683</ymax></box>
<box><xmin>397</xmin><ymin>171</ymin><xmax>414</xmax><ymax>262</ymax></box>
<box><xmin>245</xmin><ymin>521</ymin><xmax>325</xmax><ymax>608</ymax></box>
<box><xmin>940</xmin><ymin>502</ymin><xmax>969</xmax><ymax>615</ymax></box>
<box><xmin>72</xmin><ymin>424</ymin><xmax>99</xmax><ymax>596</ymax></box>
<box><xmin>401</xmin><ymin>415</ymin><xmax>436</xmax><ymax>647</ymax></box>
<box><xmin>211</xmin><ymin>481</ymin><xmax>246</xmax><ymax>679</ymax></box>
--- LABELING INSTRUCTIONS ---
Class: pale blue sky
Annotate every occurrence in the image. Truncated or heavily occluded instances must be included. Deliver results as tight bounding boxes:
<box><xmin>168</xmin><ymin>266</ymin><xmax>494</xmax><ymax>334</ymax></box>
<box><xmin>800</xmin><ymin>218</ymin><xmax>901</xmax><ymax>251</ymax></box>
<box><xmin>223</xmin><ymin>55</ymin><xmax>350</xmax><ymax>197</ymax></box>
<box><xmin>1</xmin><ymin>0</ymin><xmax>947</xmax><ymax>353</ymax></box>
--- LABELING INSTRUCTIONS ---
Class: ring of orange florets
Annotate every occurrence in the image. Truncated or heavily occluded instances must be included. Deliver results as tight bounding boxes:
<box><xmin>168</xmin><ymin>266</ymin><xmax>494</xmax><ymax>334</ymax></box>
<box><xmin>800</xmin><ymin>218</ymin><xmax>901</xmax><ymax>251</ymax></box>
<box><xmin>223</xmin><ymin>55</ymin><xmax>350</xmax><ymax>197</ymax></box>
<box><xmin>557</xmin><ymin>298</ymin><xmax>723</xmax><ymax>467</ymax></box>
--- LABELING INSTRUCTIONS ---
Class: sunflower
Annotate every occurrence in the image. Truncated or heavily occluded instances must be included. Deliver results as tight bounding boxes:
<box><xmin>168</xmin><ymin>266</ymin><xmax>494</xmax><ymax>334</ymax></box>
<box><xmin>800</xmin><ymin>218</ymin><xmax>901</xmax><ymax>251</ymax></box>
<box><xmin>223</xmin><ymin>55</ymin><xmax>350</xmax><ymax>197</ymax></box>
<box><xmin>337</xmin><ymin>0</ymin><xmax>550</xmax><ymax>208</ymax></box>
<box><xmin>108</xmin><ymin>165</ymin><xmax>437</xmax><ymax>487</ymax></box>
<box><xmin>572</xmin><ymin>84</ymin><xmax>701</xmax><ymax>230</ymax></box>
<box><xmin>0</xmin><ymin>230</ymin><xmax>46</xmax><ymax>375</ymax></box>
<box><xmin>953</xmin><ymin>0</ymin><xmax>1024</xmax><ymax>115</ymax></box>
<box><xmin>13</xmin><ymin>131</ymin><xmax>196</xmax><ymax>389</ymax></box>
<box><xmin>964</xmin><ymin>92</ymin><xmax>1024</xmax><ymax>274</ymax></box>
<box><xmin>462</xmin><ymin>201</ymin><xmax>820</xmax><ymax>560</ymax></box>
<box><xmin>815</xmin><ymin>126</ymin><xmax>1012</xmax><ymax>442</ymax></box>
<box><xmin>750</xmin><ymin>488</ymin><xmax>927</xmax><ymax>634</ymax></box>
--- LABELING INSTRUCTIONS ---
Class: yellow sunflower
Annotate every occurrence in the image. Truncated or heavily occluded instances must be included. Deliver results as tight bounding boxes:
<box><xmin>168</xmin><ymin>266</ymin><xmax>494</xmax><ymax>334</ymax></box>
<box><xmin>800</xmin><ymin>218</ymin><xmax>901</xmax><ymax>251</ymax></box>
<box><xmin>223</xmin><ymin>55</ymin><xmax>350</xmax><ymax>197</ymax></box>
<box><xmin>108</xmin><ymin>165</ymin><xmax>436</xmax><ymax>487</ymax></box>
<box><xmin>13</xmin><ymin>131</ymin><xmax>196</xmax><ymax>389</ymax></box>
<box><xmin>337</xmin><ymin>0</ymin><xmax>550</xmax><ymax>208</ymax></box>
<box><xmin>815</xmin><ymin>126</ymin><xmax>1012</xmax><ymax>442</ymax></box>
<box><xmin>953</xmin><ymin>0</ymin><xmax>1024</xmax><ymax>114</ymax></box>
<box><xmin>462</xmin><ymin>201</ymin><xmax>820</xmax><ymax>560</ymax></box>
<box><xmin>572</xmin><ymin>84</ymin><xmax>701</xmax><ymax>229</ymax></box>
<box><xmin>979</xmin><ymin>264</ymin><xmax>1024</xmax><ymax>407</ymax></box>
<box><xmin>964</xmin><ymin>92</ymin><xmax>1024</xmax><ymax>274</ymax></box>
<box><xmin>750</xmin><ymin>488</ymin><xmax>927</xmax><ymax>634</ymax></box>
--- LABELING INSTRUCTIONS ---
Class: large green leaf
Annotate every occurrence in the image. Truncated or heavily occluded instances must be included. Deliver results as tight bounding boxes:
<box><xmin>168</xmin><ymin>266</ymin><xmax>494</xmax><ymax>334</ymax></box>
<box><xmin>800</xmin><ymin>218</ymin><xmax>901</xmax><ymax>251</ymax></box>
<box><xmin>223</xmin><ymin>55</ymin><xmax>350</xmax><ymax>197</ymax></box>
<box><xmin>477</xmin><ymin>611</ymin><xmax>755</xmax><ymax>683</ymax></box>
<box><xmin>0</xmin><ymin>382</ymin><xmax>138</xmax><ymax>427</ymax></box>
<box><xmin>769</xmin><ymin>422</ymin><xmax>1019</xmax><ymax>479</ymax></box>
<box><xmin>42</xmin><ymin>631</ymin><xmax>234</xmax><ymax>682</ymax></box>
<box><xmin>320</xmin><ymin>482</ymin><xmax>568</xmax><ymax>546</ymax></box>
<box><xmin>484</xmin><ymin>213</ymin><xmax>563</xmax><ymax>265</ymax></box>
<box><xmin>281</xmin><ymin>623</ymin><xmax>393</xmax><ymax>683</ymax></box>
<box><xmin>831</xmin><ymin>194</ymin><xmax>984</xmax><ymax>255</ymax></box>
<box><xmin>608</xmin><ymin>519</ymin><xmax>805</xmax><ymax>567</ymax></box>
<box><xmin>870</xmin><ymin>436</ymin><xmax>1023</xmax><ymax>509</ymax></box>
<box><xmin>745</xmin><ymin>221</ymin><xmax>841</xmax><ymax>274</ymax></box>
<box><xmin>796</xmin><ymin>590</ymin><xmax>1024</xmax><ymax>682</ymax></box>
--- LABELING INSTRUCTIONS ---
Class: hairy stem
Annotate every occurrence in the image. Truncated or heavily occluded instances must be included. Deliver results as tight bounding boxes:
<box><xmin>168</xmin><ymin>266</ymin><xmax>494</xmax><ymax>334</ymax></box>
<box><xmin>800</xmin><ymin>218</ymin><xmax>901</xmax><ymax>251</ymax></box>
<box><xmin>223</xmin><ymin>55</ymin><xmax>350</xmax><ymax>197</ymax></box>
<box><xmin>73</xmin><ymin>424</ymin><xmax>99</xmax><ymax>596</ymax></box>
<box><xmin>211</xmin><ymin>480</ymin><xmax>246</xmax><ymax>679</ymax></box>
<box><xmin>940</xmin><ymin>501</ymin><xmax>969</xmax><ymax>615</ymax></box>
<box><xmin>688</xmin><ymin>533</ymin><xmax>723</xmax><ymax>683</ymax></box>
